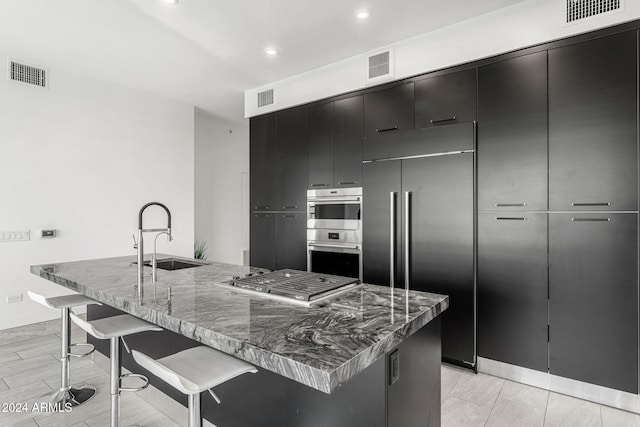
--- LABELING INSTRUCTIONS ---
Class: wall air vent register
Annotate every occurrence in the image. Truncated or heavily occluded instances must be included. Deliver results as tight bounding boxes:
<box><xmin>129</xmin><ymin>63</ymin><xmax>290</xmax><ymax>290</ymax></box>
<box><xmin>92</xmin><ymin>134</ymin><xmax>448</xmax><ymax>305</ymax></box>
<box><xmin>257</xmin><ymin>88</ymin><xmax>274</xmax><ymax>108</ymax></box>
<box><xmin>565</xmin><ymin>0</ymin><xmax>623</xmax><ymax>23</ymax></box>
<box><xmin>7</xmin><ymin>60</ymin><xmax>48</xmax><ymax>89</ymax></box>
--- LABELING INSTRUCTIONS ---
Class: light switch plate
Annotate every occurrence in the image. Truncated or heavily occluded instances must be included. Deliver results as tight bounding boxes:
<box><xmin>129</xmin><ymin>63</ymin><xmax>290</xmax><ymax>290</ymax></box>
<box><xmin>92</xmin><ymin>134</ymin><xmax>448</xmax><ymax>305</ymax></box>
<box><xmin>0</xmin><ymin>230</ymin><xmax>30</xmax><ymax>242</ymax></box>
<box><xmin>6</xmin><ymin>294</ymin><xmax>23</xmax><ymax>303</ymax></box>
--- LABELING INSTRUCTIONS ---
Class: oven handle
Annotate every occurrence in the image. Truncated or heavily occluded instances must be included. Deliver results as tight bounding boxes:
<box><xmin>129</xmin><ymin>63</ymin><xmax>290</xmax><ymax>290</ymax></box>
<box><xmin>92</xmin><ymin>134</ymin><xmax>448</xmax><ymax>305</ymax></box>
<box><xmin>307</xmin><ymin>198</ymin><xmax>362</xmax><ymax>205</ymax></box>
<box><xmin>307</xmin><ymin>243</ymin><xmax>361</xmax><ymax>250</ymax></box>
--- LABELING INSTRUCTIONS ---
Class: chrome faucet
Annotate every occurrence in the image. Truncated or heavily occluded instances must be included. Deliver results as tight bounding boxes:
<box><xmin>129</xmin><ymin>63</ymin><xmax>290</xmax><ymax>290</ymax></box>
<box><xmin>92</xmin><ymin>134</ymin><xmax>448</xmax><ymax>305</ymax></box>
<box><xmin>136</xmin><ymin>202</ymin><xmax>172</xmax><ymax>304</ymax></box>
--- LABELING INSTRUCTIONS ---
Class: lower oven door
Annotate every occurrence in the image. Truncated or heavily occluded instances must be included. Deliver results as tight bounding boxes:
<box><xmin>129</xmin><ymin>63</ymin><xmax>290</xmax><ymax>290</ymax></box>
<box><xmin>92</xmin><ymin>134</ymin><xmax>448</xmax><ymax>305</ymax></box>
<box><xmin>307</xmin><ymin>242</ymin><xmax>362</xmax><ymax>280</ymax></box>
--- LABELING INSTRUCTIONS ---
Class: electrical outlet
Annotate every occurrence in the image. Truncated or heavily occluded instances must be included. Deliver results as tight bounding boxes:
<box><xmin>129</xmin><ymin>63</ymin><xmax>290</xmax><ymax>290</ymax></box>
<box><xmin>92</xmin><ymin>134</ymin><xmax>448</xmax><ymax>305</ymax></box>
<box><xmin>6</xmin><ymin>294</ymin><xmax>23</xmax><ymax>303</ymax></box>
<box><xmin>0</xmin><ymin>230</ymin><xmax>30</xmax><ymax>242</ymax></box>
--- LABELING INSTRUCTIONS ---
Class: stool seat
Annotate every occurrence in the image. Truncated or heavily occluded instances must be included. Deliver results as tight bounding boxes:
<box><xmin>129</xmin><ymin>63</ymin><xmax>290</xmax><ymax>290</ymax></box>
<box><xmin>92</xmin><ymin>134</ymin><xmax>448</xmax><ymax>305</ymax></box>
<box><xmin>28</xmin><ymin>291</ymin><xmax>101</xmax><ymax>309</ymax></box>
<box><xmin>132</xmin><ymin>346</ymin><xmax>258</xmax><ymax>395</ymax></box>
<box><xmin>70</xmin><ymin>313</ymin><xmax>162</xmax><ymax>339</ymax></box>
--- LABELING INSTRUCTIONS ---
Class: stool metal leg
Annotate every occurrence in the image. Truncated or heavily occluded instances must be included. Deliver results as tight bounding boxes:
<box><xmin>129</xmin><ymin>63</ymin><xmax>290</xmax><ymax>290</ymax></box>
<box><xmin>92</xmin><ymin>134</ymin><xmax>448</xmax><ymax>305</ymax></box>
<box><xmin>38</xmin><ymin>307</ymin><xmax>96</xmax><ymax>409</ymax></box>
<box><xmin>188</xmin><ymin>393</ymin><xmax>201</xmax><ymax>427</ymax></box>
<box><xmin>110</xmin><ymin>336</ymin><xmax>120</xmax><ymax>427</ymax></box>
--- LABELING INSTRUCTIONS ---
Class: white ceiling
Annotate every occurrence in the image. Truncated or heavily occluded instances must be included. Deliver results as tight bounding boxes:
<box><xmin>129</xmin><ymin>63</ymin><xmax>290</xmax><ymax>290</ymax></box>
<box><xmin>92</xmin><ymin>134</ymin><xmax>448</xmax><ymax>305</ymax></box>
<box><xmin>0</xmin><ymin>0</ymin><xmax>525</xmax><ymax>124</ymax></box>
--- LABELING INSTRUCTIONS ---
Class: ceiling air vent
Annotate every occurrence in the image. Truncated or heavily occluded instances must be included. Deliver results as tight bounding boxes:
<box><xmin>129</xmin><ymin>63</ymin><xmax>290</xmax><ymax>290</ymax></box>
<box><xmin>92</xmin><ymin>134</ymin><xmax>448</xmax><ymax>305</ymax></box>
<box><xmin>257</xmin><ymin>89</ymin><xmax>274</xmax><ymax>108</ymax></box>
<box><xmin>565</xmin><ymin>0</ymin><xmax>623</xmax><ymax>23</ymax></box>
<box><xmin>8</xmin><ymin>60</ymin><xmax>48</xmax><ymax>89</ymax></box>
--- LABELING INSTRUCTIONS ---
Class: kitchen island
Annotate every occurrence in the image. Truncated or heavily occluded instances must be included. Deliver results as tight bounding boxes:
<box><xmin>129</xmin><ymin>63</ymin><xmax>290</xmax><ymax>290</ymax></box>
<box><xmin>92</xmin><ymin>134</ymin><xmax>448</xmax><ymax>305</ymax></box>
<box><xmin>31</xmin><ymin>255</ymin><xmax>448</xmax><ymax>427</ymax></box>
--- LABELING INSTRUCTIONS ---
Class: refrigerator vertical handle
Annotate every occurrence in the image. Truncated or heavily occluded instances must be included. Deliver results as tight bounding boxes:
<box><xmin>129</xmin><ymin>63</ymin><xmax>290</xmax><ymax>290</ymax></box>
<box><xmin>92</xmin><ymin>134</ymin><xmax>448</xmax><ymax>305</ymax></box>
<box><xmin>404</xmin><ymin>191</ymin><xmax>412</xmax><ymax>295</ymax></box>
<box><xmin>390</xmin><ymin>192</ymin><xmax>396</xmax><ymax>293</ymax></box>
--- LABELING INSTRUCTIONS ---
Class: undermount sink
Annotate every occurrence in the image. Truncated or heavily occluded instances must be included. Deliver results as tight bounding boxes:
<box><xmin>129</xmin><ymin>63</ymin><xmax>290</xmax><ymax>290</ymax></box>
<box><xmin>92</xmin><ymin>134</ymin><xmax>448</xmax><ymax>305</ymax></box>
<box><xmin>142</xmin><ymin>258</ymin><xmax>207</xmax><ymax>271</ymax></box>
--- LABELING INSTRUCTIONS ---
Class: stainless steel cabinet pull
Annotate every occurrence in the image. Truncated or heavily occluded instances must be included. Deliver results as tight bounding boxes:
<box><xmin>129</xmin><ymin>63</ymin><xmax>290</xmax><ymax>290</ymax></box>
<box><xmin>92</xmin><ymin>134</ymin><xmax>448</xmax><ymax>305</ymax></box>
<box><xmin>404</xmin><ymin>191</ymin><xmax>412</xmax><ymax>294</ymax></box>
<box><xmin>571</xmin><ymin>218</ymin><xmax>611</xmax><ymax>222</ymax></box>
<box><xmin>495</xmin><ymin>203</ymin><xmax>527</xmax><ymax>207</ymax></box>
<box><xmin>571</xmin><ymin>202</ymin><xmax>611</xmax><ymax>206</ymax></box>
<box><xmin>282</xmin><ymin>214</ymin><xmax>298</xmax><ymax>218</ymax></box>
<box><xmin>430</xmin><ymin>116</ymin><xmax>457</xmax><ymax>124</ymax></box>
<box><xmin>376</xmin><ymin>126</ymin><xmax>399</xmax><ymax>133</ymax></box>
<box><xmin>390</xmin><ymin>192</ymin><xmax>396</xmax><ymax>292</ymax></box>
<box><xmin>496</xmin><ymin>217</ymin><xmax>526</xmax><ymax>221</ymax></box>
<box><xmin>254</xmin><ymin>206</ymin><xmax>269</xmax><ymax>210</ymax></box>
<box><xmin>311</xmin><ymin>183</ymin><xmax>329</xmax><ymax>187</ymax></box>
<box><xmin>283</xmin><ymin>206</ymin><xmax>298</xmax><ymax>210</ymax></box>
<box><xmin>339</xmin><ymin>181</ymin><xmax>357</xmax><ymax>185</ymax></box>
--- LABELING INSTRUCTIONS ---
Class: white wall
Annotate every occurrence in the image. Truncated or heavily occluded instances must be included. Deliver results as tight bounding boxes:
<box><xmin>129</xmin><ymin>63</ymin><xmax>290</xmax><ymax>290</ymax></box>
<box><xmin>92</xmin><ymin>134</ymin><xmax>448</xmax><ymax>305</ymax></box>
<box><xmin>245</xmin><ymin>0</ymin><xmax>640</xmax><ymax>117</ymax></box>
<box><xmin>0</xmin><ymin>60</ymin><xmax>195</xmax><ymax>330</ymax></box>
<box><xmin>194</xmin><ymin>109</ymin><xmax>250</xmax><ymax>265</ymax></box>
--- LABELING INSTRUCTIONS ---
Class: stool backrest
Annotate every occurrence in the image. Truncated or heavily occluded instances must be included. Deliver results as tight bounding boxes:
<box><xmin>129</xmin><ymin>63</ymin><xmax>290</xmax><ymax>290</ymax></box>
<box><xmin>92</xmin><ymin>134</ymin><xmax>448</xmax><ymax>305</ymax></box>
<box><xmin>27</xmin><ymin>291</ymin><xmax>52</xmax><ymax>308</ymax></box>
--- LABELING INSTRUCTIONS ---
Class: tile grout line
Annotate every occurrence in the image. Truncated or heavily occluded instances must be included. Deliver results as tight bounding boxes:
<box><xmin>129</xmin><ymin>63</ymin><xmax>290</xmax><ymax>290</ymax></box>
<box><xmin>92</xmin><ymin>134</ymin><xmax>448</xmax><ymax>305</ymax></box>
<box><xmin>542</xmin><ymin>390</ymin><xmax>551</xmax><ymax>426</ymax></box>
<box><xmin>0</xmin><ymin>377</ymin><xmax>8</xmax><ymax>390</ymax></box>
<box><xmin>599</xmin><ymin>404</ymin><xmax>604</xmax><ymax>427</ymax></box>
<box><xmin>483</xmin><ymin>378</ymin><xmax>506</xmax><ymax>427</ymax></box>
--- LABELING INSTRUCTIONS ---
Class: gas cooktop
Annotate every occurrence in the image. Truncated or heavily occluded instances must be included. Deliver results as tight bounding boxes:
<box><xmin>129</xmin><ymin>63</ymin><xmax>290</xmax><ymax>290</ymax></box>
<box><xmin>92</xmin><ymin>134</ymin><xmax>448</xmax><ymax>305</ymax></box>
<box><xmin>224</xmin><ymin>269</ymin><xmax>361</xmax><ymax>305</ymax></box>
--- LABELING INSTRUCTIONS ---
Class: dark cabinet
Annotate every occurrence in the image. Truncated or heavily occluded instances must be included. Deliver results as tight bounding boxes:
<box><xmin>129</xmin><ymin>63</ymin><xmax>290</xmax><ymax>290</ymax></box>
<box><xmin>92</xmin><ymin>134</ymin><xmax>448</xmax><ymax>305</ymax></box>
<box><xmin>276</xmin><ymin>213</ymin><xmax>307</xmax><ymax>270</ymax></box>
<box><xmin>478</xmin><ymin>51</ymin><xmax>548</xmax><ymax>211</ymax></box>
<box><xmin>277</xmin><ymin>107</ymin><xmax>308</xmax><ymax>210</ymax></box>
<box><xmin>250</xmin><ymin>213</ymin><xmax>277</xmax><ymax>270</ymax></box>
<box><xmin>333</xmin><ymin>96</ymin><xmax>363</xmax><ymax>187</ymax></box>
<box><xmin>478</xmin><ymin>213</ymin><xmax>548</xmax><ymax>372</ymax></box>
<box><xmin>364</xmin><ymin>83</ymin><xmax>414</xmax><ymax>139</ymax></box>
<box><xmin>549</xmin><ymin>213</ymin><xmax>638</xmax><ymax>393</ymax></box>
<box><xmin>549</xmin><ymin>31</ymin><xmax>638</xmax><ymax>211</ymax></box>
<box><xmin>307</xmin><ymin>96</ymin><xmax>363</xmax><ymax>189</ymax></box>
<box><xmin>363</xmin><ymin>151</ymin><xmax>475</xmax><ymax>365</ymax></box>
<box><xmin>250</xmin><ymin>114</ymin><xmax>278</xmax><ymax>211</ymax></box>
<box><xmin>415</xmin><ymin>68</ymin><xmax>477</xmax><ymax>129</ymax></box>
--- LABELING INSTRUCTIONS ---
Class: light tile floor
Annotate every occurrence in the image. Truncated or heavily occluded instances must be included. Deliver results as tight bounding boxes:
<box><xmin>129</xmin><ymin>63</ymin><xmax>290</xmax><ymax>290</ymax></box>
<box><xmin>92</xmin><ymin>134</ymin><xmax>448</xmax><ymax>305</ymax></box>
<box><xmin>1</xmin><ymin>319</ymin><xmax>640</xmax><ymax>426</ymax></box>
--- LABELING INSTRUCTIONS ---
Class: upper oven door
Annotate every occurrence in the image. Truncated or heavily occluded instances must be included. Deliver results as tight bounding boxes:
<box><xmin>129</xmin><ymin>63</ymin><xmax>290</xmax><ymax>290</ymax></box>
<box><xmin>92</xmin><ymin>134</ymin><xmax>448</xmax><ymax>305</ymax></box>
<box><xmin>307</xmin><ymin>199</ymin><xmax>361</xmax><ymax>230</ymax></box>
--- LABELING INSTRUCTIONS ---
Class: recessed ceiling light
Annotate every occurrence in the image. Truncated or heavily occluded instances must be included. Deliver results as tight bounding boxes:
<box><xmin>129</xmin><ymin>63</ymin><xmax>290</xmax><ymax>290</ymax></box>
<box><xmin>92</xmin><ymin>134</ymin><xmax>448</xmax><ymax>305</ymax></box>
<box><xmin>163</xmin><ymin>0</ymin><xmax>179</xmax><ymax>5</ymax></box>
<box><xmin>355</xmin><ymin>9</ymin><xmax>369</xmax><ymax>20</ymax></box>
<box><xmin>264</xmin><ymin>47</ymin><xmax>278</xmax><ymax>57</ymax></box>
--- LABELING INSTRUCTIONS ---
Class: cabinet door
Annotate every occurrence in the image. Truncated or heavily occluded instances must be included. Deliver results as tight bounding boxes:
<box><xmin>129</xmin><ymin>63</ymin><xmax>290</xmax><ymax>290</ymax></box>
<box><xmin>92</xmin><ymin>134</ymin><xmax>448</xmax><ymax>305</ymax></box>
<box><xmin>276</xmin><ymin>213</ymin><xmax>307</xmax><ymax>270</ymax></box>
<box><xmin>478</xmin><ymin>52</ymin><xmax>548</xmax><ymax>211</ymax></box>
<box><xmin>307</xmin><ymin>102</ymin><xmax>334</xmax><ymax>189</ymax></box>
<box><xmin>334</xmin><ymin>96</ymin><xmax>363</xmax><ymax>187</ymax></box>
<box><xmin>549</xmin><ymin>31</ymin><xmax>638</xmax><ymax>211</ymax></box>
<box><xmin>478</xmin><ymin>213</ymin><xmax>548</xmax><ymax>372</ymax></box>
<box><xmin>277</xmin><ymin>107</ymin><xmax>308</xmax><ymax>211</ymax></box>
<box><xmin>362</xmin><ymin>160</ymin><xmax>402</xmax><ymax>286</ymax></box>
<box><xmin>402</xmin><ymin>153</ymin><xmax>475</xmax><ymax>365</ymax></box>
<box><xmin>250</xmin><ymin>213</ymin><xmax>277</xmax><ymax>270</ymax></box>
<box><xmin>364</xmin><ymin>83</ymin><xmax>414</xmax><ymax>139</ymax></box>
<box><xmin>549</xmin><ymin>213</ymin><xmax>638</xmax><ymax>393</ymax></box>
<box><xmin>250</xmin><ymin>114</ymin><xmax>278</xmax><ymax>211</ymax></box>
<box><xmin>415</xmin><ymin>68</ymin><xmax>477</xmax><ymax>129</ymax></box>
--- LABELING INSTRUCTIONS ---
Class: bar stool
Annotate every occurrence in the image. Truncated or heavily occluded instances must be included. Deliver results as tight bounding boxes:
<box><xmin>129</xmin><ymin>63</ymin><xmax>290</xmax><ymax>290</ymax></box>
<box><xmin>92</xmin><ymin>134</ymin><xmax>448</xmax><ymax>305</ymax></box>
<box><xmin>132</xmin><ymin>346</ymin><xmax>257</xmax><ymax>427</ymax></box>
<box><xmin>27</xmin><ymin>291</ymin><xmax>101</xmax><ymax>408</ymax></box>
<box><xmin>70</xmin><ymin>312</ymin><xmax>162</xmax><ymax>427</ymax></box>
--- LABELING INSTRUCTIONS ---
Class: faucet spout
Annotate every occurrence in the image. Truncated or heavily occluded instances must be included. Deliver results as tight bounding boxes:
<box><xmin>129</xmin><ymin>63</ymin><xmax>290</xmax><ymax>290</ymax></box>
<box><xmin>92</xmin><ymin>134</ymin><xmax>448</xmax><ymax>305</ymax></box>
<box><xmin>137</xmin><ymin>202</ymin><xmax>173</xmax><ymax>305</ymax></box>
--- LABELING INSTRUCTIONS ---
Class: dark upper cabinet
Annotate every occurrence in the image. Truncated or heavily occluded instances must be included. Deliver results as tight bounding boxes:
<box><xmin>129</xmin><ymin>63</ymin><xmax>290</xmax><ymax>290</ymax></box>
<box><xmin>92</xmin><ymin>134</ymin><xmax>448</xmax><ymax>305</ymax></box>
<box><xmin>333</xmin><ymin>96</ymin><xmax>364</xmax><ymax>187</ymax></box>
<box><xmin>415</xmin><ymin>69</ymin><xmax>477</xmax><ymax>129</ymax></box>
<box><xmin>250</xmin><ymin>114</ymin><xmax>278</xmax><ymax>211</ymax></box>
<box><xmin>277</xmin><ymin>107</ymin><xmax>308</xmax><ymax>210</ymax></box>
<box><xmin>478</xmin><ymin>51</ymin><xmax>548</xmax><ymax>211</ymax></box>
<box><xmin>364</xmin><ymin>83</ymin><xmax>414</xmax><ymax>138</ymax></box>
<box><xmin>549</xmin><ymin>31</ymin><xmax>638</xmax><ymax>211</ymax></box>
<box><xmin>250</xmin><ymin>213</ymin><xmax>277</xmax><ymax>270</ymax></box>
<box><xmin>307</xmin><ymin>102</ymin><xmax>334</xmax><ymax>189</ymax></box>
<box><xmin>276</xmin><ymin>213</ymin><xmax>307</xmax><ymax>270</ymax></box>
<box><xmin>478</xmin><ymin>213</ymin><xmax>548</xmax><ymax>372</ymax></box>
<box><xmin>549</xmin><ymin>213</ymin><xmax>638</xmax><ymax>393</ymax></box>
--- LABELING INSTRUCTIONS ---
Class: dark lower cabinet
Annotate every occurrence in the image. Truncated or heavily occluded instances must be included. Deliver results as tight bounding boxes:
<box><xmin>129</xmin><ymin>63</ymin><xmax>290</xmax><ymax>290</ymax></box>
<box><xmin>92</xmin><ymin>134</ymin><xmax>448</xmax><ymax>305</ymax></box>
<box><xmin>250</xmin><ymin>213</ymin><xmax>277</xmax><ymax>270</ymax></box>
<box><xmin>276</xmin><ymin>213</ymin><xmax>306</xmax><ymax>270</ymax></box>
<box><xmin>549</xmin><ymin>213</ymin><xmax>638</xmax><ymax>393</ymax></box>
<box><xmin>478</xmin><ymin>51</ymin><xmax>548</xmax><ymax>211</ymax></box>
<box><xmin>549</xmin><ymin>30</ymin><xmax>638</xmax><ymax>211</ymax></box>
<box><xmin>478</xmin><ymin>213</ymin><xmax>548</xmax><ymax>372</ymax></box>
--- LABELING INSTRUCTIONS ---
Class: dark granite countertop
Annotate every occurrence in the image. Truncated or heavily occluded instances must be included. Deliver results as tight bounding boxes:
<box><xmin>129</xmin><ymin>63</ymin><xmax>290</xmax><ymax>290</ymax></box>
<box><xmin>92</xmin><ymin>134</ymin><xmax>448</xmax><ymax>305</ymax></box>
<box><xmin>30</xmin><ymin>255</ymin><xmax>448</xmax><ymax>394</ymax></box>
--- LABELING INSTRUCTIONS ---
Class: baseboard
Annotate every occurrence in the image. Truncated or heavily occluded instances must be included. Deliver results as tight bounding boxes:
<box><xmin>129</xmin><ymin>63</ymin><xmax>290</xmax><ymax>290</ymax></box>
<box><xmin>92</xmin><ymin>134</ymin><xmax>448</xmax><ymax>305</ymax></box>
<box><xmin>478</xmin><ymin>357</ymin><xmax>640</xmax><ymax>414</ymax></box>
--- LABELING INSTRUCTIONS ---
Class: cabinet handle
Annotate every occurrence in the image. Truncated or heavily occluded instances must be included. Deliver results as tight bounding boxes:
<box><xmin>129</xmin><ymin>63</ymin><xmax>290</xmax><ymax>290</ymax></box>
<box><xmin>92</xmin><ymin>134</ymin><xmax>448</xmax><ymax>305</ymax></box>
<box><xmin>430</xmin><ymin>116</ymin><xmax>457</xmax><ymax>124</ymax></box>
<box><xmin>496</xmin><ymin>217</ymin><xmax>526</xmax><ymax>221</ymax></box>
<box><xmin>254</xmin><ymin>206</ymin><xmax>269</xmax><ymax>210</ymax></box>
<box><xmin>571</xmin><ymin>202</ymin><xmax>610</xmax><ymax>207</ymax></box>
<box><xmin>390</xmin><ymin>192</ymin><xmax>397</xmax><ymax>293</ymax></box>
<box><xmin>376</xmin><ymin>126</ymin><xmax>399</xmax><ymax>133</ymax></box>
<box><xmin>495</xmin><ymin>203</ymin><xmax>527</xmax><ymax>207</ymax></box>
<box><xmin>283</xmin><ymin>206</ymin><xmax>298</xmax><ymax>210</ymax></box>
<box><xmin>571</xmin><ymin>218</ymin><xmax>611</xmax><ymax>222</ymax></box>
<box><xmin>311</xmin><ymin>183</ymin><xmax>329</xmax><ymax>187</ymax></box>
<box><xmin>404</xmin><ymin>191</ymin><xmax>412</xmax><ymax>295</ymax></box>
<box><xmin>339</xmin><ymin>181</ymin><xmax>357</xmax><ymax>185</ymax></box>
<box><xmin>282</xmin><ymin>214</ymin><xmax>298</xmax><ymax>218</ymax></box>
<box><xmin>255</xmin><ymin>214</ymin><xmax>270</xmax><ymax>218</ymax></box>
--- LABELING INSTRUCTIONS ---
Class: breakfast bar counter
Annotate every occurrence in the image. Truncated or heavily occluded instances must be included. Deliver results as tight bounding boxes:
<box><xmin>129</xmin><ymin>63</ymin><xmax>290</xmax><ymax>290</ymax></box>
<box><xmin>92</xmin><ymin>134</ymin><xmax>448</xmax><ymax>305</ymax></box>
<box><xmin>31</xmin><ymin>255</ymin><xmax>448</xmax><ymax>427</ymax></box>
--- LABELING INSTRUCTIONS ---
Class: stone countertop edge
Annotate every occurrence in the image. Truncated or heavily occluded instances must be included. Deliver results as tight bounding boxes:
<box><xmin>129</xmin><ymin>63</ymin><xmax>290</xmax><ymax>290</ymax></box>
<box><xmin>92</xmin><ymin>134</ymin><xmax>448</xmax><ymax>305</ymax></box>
<box><xmin>30</xmin><ymin>262</ymin><xmax>448</xmax><ymax>394</ymax></box>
